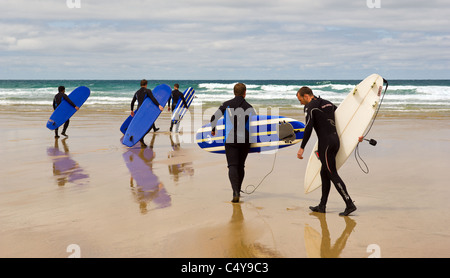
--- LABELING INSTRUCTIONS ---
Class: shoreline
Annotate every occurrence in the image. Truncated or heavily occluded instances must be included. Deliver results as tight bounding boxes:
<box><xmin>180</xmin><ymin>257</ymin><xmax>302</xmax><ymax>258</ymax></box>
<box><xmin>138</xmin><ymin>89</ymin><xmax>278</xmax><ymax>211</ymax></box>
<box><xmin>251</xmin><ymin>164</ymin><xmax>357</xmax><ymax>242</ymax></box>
<box><xmin>1</xmin><ymin>108</ymin><xmax>449</xmax><ymax>258</ymax></box>
<box><xmin>3</xmin><ymin>102</ymin><xmax>450</xmax><ymax>118</ymax></box>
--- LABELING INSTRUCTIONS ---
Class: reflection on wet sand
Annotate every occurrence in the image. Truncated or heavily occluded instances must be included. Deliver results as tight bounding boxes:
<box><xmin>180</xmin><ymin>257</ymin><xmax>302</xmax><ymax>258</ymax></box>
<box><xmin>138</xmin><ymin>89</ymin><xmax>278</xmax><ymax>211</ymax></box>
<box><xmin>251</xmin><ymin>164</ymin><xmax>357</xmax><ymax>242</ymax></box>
<box><xmin>224</xmin><ymin>203</ymin><xmax>282</xmax><ymax>258</ymax></box>
<box><xmin>47</xmin><ymin>138</ymin><xmax>89</xmax><ymax>186</ymax></box>
<box><xmin>168</xmin><ymin>133</ymin><xmax>194</xmax><ymax>182</ymax></box>
<box><xmin>304</xmin><ymin>213</ymin><xmax>356</xmax><ymax>258</ymax></box>
<box><xmin>161</xmin><ymin>203</ymin><xmax>281</xmax><ymax>257</ymax></box>
<box><xmin>122</xmin><ymin>134</ymin><xmax>171</xmax><ymax>214</ymax></box>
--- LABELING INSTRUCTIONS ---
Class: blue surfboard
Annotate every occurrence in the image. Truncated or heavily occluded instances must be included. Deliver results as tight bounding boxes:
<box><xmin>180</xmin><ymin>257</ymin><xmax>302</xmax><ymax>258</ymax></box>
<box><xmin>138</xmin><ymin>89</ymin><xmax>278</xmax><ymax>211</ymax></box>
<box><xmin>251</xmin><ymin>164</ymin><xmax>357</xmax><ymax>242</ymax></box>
<box><xmin>120</xmin><ymin>110</ymin><xmax>136</xmax><ymax>134</ymax></box>
<box><xmin>122</xmin><ymin>84</ymin><xmax>172</xmax><ymax>147</ymax></box>
<box><xmin>196</xmin><ymin>115</ymin><xmax>305</xmax><ymax>154</ymax></box>
<box><xmin>171</xmin><ymin>87</ymin><xmax>195</xmax><ymax>124</ymax></box>
<box><xmin>46</xmin><ymin>86</ymin><xmax>90</xmax><ymax>130</ymax></box>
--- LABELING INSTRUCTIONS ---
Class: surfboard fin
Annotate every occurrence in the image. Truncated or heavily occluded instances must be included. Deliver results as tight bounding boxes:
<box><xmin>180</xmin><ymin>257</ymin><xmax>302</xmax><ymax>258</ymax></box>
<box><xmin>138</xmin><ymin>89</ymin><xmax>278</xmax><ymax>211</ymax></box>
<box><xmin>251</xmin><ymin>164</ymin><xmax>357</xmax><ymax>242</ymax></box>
<box><xmin>278</xmin><ymin>121</ymin><xmax>295</xmax><ymax>143</ymax></box>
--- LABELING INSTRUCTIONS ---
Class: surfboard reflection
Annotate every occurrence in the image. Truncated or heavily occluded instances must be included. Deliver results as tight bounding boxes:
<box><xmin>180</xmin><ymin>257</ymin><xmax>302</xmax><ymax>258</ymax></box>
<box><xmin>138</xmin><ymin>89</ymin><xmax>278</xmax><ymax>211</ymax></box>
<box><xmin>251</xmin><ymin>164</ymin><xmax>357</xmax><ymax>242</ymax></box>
<box><xmin>47</xmin><ymin>138</ymin><xmax>89</xmax><ymax>186</ymax></box>
<box><xmin>304</xmin><ymin>213</ymin><xmax>356</xmax><ymax>258</ymax></box>
<box><xmin>168</xmin><ymin>133</ymin><xmax>194</xmax><ymax>183</ymax></box>
<box><xmin>122</xmin><ymin>135</ymin><xmax>171</xmax><ymax>214</ymax></box>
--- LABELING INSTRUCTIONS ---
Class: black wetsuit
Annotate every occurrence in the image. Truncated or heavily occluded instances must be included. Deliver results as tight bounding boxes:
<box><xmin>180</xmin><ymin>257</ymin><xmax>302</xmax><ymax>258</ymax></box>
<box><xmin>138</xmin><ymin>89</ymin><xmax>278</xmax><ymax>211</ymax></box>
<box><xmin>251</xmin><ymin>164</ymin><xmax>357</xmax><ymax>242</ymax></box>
<box><xmin>168</xmin><ymin>89</ymin><xmax>188</xmax><ymax>111</ymax></box>
<box><xmin>301</xmin><ymin>97</ymin><xmax>352</xmax><ymax>207</ymax></box>
<box><xmin>53</xmin><ymin>92</ymin><xmax>77</xmax><ymax>137</ymax></box>
<box><xmin>210</xmin><ymin>96</ymin><xmax>256</xmax><ymax>199</ymax></box>
<box><xmin>168</xmin><ymin>89</ymin><xmax>188</xmax><ymax>131</ymax></box>
<box><xmin>131</xmin><ymin>87</ymin><xmax>161</xmax><ymax>141</ymax></box>
<box><xmin>131</xmin><ymin>87</ymin><xmax>160</xmax><ymax>111</ymax></box>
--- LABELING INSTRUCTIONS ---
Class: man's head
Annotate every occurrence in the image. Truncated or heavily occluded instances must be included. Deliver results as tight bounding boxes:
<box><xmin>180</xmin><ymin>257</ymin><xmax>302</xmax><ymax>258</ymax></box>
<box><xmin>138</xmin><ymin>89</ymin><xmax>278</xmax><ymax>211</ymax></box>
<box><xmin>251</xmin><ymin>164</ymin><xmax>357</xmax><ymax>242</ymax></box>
<box><xmin>234</xmin><ymin>83</ymin><xmax>246</xmax><ymax>97</ymax></box>
<box><xmin>174</xmin><ymin>83</ymin><xmax>179</xmax><ymax>89</ymax></box>
<box><xmin>297</xmin><ymin>86</ymin><xmax>314</xmax><ymax>105</ymax></box>
<box><xmin>58</xmin><ymin>86</ymin><xmax>65</xmax><ymax>93</ymax></box>
<box><xmin>140</xmin><ymin>79</ymin><xmax>148</xmax><ymax>87</ymax></box>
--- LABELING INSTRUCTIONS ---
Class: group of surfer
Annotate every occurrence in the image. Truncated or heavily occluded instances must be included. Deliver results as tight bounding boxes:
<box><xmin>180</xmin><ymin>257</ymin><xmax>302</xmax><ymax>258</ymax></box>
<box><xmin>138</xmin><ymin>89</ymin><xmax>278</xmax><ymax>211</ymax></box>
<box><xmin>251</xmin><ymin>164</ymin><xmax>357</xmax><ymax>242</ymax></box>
<box><xmin>52</xmin><ymin>80</ymin><xmax>358</xmax><ymax>216</ymax></box>
<box><xmin>53</xmin><ymin>79</ymin><xmax>189</xmax><ymax>140</ymax></box>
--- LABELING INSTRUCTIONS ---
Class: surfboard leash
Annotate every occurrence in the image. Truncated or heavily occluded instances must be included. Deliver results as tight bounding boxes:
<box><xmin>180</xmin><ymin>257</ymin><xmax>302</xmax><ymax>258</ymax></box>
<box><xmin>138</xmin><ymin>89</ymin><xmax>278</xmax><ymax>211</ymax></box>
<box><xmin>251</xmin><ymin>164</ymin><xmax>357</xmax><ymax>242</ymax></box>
<box><xmin>355</xmin><ymin>78</ymin><xmax>389</xmax><ymax>174</ymax></box>
<box><xmin>243</xmin><ymin>151</ymin><xmax>278</xmax><ymax>195</ymax></box>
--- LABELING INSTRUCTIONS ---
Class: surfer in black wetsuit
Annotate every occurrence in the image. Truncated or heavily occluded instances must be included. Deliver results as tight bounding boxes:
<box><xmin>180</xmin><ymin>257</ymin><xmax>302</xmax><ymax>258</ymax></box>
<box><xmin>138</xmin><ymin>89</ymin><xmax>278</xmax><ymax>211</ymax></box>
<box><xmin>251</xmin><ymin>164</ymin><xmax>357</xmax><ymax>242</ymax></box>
<box><xmin>296</xmin><ymin>86</ymin><xmax>356</xmax><ymax>216</ymax></box>
<box><xmin>210</xmin><ymin>83</ymin><xmax>256</xmax><ymax>203</ymax></box>
<box><xmin>168</xmin><ymin>84</ymin><xmax>188</xmax><ymax>132</ymax></box>
<box><xmin>130</xmin><ymin>79</ymin><xmax>164</xmax><ymax>147</ymax></box>
<box><xmin>53</xmin><ymin>86</ymin><xmax>79</xmax><ymax>138</ymax></box>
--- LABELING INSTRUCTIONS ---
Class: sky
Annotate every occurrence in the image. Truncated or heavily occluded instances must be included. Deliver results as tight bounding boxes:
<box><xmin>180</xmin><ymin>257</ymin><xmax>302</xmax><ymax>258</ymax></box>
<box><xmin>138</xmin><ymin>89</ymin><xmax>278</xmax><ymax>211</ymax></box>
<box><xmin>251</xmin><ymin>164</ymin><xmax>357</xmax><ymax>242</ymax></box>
<box><xmin>1</xmin><ymin>0</ymin><xmax>449</xmax><ymax>80</ymax></box>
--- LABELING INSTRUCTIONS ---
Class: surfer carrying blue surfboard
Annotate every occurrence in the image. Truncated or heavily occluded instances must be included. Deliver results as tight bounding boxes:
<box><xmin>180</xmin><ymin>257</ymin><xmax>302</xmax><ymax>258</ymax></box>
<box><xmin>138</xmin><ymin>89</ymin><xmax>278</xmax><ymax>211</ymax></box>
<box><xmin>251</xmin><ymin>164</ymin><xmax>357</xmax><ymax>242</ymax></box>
<box><xmin>53</xmin><ymin>86</ymin><xmax>79</xmax><ymax>138</ymax></box>
<box><xmin>131</xmin><ymin>79</ymin><xmax>164</xmax><ymax>147</ymax></box>
<box><xmin>296</xmin><ymin>87</ymin><xmax>356</xmax><ymax>216</ymax></box>
<box><xmin>210</xmin><ymin>83</ymin><xmax>256</xmax><ymax>203</ymax></box>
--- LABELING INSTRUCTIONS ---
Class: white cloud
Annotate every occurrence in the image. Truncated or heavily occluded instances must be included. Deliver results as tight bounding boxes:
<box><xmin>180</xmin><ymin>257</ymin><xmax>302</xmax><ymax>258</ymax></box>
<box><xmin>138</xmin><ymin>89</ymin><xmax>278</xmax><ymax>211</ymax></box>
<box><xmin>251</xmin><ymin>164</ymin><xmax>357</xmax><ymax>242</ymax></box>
<box><xmin>0</xmin><ymin>0</ymin><xmax>449</xmax><ymax>79</ymax></box>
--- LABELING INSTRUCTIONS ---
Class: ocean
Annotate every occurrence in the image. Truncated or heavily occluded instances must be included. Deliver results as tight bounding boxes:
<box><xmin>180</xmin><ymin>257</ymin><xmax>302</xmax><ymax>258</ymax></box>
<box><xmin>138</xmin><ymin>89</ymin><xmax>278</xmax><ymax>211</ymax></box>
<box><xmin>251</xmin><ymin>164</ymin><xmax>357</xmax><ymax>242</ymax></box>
<box><xmin>1</xmin><ymin>79</ymin><xmax>450</xmax><ymax>114</ymax></box>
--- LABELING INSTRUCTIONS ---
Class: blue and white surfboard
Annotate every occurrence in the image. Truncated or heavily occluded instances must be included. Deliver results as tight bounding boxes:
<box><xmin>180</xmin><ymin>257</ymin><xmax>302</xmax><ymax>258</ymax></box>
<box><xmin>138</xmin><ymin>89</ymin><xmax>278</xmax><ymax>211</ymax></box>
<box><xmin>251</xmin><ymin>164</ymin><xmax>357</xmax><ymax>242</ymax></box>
<box><xmin>171</xmin><ymin>87</ymin><xmax>195</xmax><ymax>124</ymax></box>
<box><xmin>196</xmin><ymin>115</ymin><xmax>305</xmax><ymax>154</ymax></box>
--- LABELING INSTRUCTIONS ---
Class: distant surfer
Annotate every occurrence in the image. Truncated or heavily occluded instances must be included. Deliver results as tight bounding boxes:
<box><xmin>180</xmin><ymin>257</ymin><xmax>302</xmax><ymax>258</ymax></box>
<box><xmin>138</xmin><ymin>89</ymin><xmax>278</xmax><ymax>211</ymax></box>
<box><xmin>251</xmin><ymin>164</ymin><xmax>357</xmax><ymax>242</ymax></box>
<box><xmin>210</xmin><ymin>83</ymin><xmax>256</xmax><ymax>203</ymax></box>
<box><xmin>296</xmin><ymin>86</ymin><xmax>356</xmax><ymax>216</ymax></box>
<box><xmin>168</xmin><ymin>83</ymin><xmax>188</xmax><ymax>132</ymax></box>
<box><xmin>131</xmin><ymin>79</ymin><xmax>164</xmax><ymax>147</ymax></box>
<box><xmin>53</xmin><ymin>86</ymin><xmax>79</xmax><ymax>138</ymax></box>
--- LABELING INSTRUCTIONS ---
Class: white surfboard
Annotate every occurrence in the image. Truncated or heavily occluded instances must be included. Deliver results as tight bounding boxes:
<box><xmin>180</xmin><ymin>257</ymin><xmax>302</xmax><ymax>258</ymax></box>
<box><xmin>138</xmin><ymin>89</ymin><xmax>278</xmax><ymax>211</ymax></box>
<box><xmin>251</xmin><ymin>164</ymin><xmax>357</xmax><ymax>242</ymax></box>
<box><xmin>304</xmin><ymin>74</ymin><xmax>384</xmax><ymax>194</ymax></box>
<box><xmin>171</xmin><ymin>87</ymin><xmax>195</xmax><ymax>124</ymax></box>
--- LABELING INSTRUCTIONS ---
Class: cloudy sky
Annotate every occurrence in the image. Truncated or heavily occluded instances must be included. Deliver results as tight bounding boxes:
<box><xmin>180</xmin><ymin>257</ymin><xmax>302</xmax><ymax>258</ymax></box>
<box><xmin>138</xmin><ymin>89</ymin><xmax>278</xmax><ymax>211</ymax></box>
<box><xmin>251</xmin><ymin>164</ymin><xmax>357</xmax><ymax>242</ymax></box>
<box><xmin>1</xmin><ymin>0</ymin><xmax>449</xmax><ymax>80</ymax></box>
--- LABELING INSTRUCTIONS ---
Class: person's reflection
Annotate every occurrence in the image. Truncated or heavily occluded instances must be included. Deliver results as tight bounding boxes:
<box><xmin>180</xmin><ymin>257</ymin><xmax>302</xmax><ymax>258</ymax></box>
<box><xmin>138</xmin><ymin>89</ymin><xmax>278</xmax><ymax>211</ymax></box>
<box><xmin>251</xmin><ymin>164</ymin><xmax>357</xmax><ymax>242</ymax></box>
<box><xmin>168</xmin><ymin>133</ymin><xmax>194</xmax><ymax>182</ymax></box>
<box><xmin>122</xmin><ymin>134</ymin><xmax>171</xmax><ymax>214</ymax></box>
<box><xmin>226</xmin><ymin>203</ymin><xmax>281</xmax><ymax>258</ymax></box>
<box><xmin>47</xmin><ymin>138</ymin><xmax>89</xmax><ymax>186</ymax></box>
<box><xmin>304</xmin><ymin>213</ymin><xmax>356</xmax><ymax>258</ymax></box>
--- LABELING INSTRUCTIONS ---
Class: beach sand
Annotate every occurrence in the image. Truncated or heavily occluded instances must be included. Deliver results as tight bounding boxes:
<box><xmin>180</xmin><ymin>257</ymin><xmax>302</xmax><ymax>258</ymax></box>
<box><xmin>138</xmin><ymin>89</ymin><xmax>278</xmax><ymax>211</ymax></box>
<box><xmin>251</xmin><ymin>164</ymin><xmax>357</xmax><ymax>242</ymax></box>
<box><xmin>0</xmin><ymin>106</ymin><xmax>449</xmax><ymax>258</ymax></box>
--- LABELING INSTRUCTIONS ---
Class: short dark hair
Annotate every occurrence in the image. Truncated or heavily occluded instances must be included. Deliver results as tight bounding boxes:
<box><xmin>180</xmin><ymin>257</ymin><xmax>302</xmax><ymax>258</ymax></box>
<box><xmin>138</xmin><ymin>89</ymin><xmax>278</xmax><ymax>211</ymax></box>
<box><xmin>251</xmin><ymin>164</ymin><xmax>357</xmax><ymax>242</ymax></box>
<box><xmin>58</xmin><ymin>86</ymin><xmax>65</xmax><ymax>93</ymax></box>
<box><xmin>174</xmin><ymin>83</ymin><xmax>179</xmax><ymax>89</ymax></box>
<box><xmin>234</xmin><ymin>83</ymin><xmax>246</xmax><ymax>96</ymax></box>
<box><xmin>297</xmin><ymin>86</ymin><xmax>313</xmax><ymax>97</ymax></box>
<box><xmin>140</xmin><ymin>79</ymin><xmax>148</xmax><ymax>87</ymax></box>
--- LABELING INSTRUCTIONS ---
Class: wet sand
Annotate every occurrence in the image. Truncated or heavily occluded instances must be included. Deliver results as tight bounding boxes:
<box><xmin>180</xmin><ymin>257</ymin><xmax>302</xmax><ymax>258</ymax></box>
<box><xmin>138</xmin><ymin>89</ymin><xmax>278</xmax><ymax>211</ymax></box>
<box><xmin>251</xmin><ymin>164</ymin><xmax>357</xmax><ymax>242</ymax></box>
<box><xmin>0</xmin><ymin>107</ymin><xmax>449</xmax><ymax>258</ymax></box>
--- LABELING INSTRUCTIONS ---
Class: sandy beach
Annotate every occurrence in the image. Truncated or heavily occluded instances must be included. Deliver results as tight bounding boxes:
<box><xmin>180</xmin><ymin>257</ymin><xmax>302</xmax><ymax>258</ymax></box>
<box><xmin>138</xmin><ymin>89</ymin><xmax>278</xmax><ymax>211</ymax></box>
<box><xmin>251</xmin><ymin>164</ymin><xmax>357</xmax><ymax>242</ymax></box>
<box><xmin>1</xmin><ymin>106</ymin><xmax>449</xmax><ymax>258</ymax></box>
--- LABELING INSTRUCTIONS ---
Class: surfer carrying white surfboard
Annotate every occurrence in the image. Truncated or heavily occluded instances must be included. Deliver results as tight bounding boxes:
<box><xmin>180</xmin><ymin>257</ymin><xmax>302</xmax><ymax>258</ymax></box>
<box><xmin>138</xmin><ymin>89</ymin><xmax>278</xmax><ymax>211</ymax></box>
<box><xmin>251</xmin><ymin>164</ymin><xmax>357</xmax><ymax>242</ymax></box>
<box><xmin>210</xmin><ymin>83</ymin><xmax>256</xmax><ymax>203</ymax></box>
<box><xmin>168</xmin><ymin>84</ymin><xmax>188</xmax><ymax>132</ymax></box>
<box><xmin>52</xmin><ymin>86</ymin><xmax>79</xmax><ymax>138</ymax></box>
<box><xmin>296</xmin><ymin>87</ymin><xmax>356</xmax><ymax>216</ymax></box>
